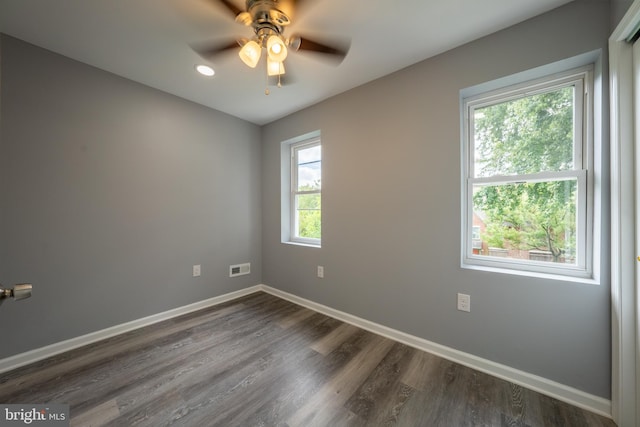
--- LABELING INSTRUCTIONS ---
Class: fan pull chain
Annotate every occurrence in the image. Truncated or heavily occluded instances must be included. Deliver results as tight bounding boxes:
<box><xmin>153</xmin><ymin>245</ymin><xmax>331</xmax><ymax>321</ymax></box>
<box><xmin>265</xmin><ymin>58</ymin><xmax>270</xmax><ymax>95</ymax></box>
<box><xmin>263</xmin><ymin>57</ymin><xmax>284</xmax><ymax>94</ymax></box>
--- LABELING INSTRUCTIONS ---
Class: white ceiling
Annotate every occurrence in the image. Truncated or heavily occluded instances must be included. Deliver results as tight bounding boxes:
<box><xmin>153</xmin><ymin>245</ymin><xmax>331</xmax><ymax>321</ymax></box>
<box><xmin>0</xmin><ymin>0</ymin><xmax>573</xmax><ymax>125</ymax></box>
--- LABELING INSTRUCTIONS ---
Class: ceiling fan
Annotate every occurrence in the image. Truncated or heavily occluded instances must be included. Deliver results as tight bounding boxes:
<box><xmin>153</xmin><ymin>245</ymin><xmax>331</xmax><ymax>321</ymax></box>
<box><xmin>194</xmin><ymin>0</ymin><xmax>349</xmax><ymax>93</ymax></box>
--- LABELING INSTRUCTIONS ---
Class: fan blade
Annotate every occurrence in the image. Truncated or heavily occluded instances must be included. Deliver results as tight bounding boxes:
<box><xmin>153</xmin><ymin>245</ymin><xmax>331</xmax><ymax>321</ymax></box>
<box><xmin>290</xmin><ymin>0</ymin><xmax>312</xmax><ymax>13</ymax></box>
<box><xmin>289</xmin><ymin>35</ymin><xmax>350</xmax><ymax>63</ymax></box>
<box><xmin>211</xmin><ymin>0</ymin><xmax>244</xmax><ymax>17</ymax></box>
<box><xmin>205</xmin><ymin>0</ymin><xmax>253</xmax><ymax>25</ymax></box>
<box><xmin>276</xmin><ymin>0</ymin><xmax>307</xmax><ymax>20</ymax></box>
<box><xmin>280</xmin><ymin>0</ymin><xmax>319</xmax><ymax>20</ymax></box>
<box><xmin>192</xmin><ymin>39</ymin><xmax>242</xmax><ymax>59</ymax></box>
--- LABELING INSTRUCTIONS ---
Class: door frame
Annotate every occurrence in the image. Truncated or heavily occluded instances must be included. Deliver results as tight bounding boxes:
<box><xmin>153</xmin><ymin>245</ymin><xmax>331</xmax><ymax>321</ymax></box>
<box><xmin>610</xmin><ymin>1</ymin><xmax>640</xmax><ymax>425</ymax></box>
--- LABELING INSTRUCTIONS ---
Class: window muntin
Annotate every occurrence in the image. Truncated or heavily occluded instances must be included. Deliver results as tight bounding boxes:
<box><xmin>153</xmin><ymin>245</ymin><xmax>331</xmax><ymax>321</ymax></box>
<box><xmin>291</xmin><ymin>139</ymin><xmax>321</xmax><ymax>245</ymax></box>
<box><xmin>463</xmin><ymin>68</ymin><xmax>592</xmax><ymax>279</ymax></box>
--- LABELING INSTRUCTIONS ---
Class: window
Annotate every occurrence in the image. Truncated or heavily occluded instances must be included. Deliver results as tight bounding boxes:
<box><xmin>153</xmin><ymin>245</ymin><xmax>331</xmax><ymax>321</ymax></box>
<box><xmin>281</xmin><ymin>131</ymin><xmax>321</xmax><ymax>247</ymax></box>
<box><xmin>462</xmin><ymin>66</ymin><xmax>593</xmax><ymax>279</ymax></box>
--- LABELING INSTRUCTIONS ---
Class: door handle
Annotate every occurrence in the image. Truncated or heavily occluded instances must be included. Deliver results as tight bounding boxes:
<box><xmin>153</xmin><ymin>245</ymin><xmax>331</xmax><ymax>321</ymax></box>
<box><xmin>0</xmin><ymin>283</ymin><xmax>33</xmax><ymax>305</ymax></box>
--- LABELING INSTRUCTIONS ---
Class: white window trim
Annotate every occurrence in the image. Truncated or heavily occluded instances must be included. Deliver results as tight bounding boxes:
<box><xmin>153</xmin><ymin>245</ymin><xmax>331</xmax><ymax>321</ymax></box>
<box><xmin>281</xmin><ymin>130</ymin><xmax>321</xmax><ymax>248</ymax></box>
<box><xmin>461</xmin><ymin>65</ymin><xmax>595</xmax><ymax>281</ymax></box>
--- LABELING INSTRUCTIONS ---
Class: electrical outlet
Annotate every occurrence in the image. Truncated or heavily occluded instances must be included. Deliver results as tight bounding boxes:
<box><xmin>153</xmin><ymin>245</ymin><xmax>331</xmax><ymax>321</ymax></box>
<box><xmin>317</xmin><ymin>266</ymin><xmax>324</xmax><ymax>278</ymax></box>
<box><xmin>193</xmin><ymin>264</ymin><xmax>201</xmax><ymax>277</ymax></box>
<box><xmin>457</xmin><ymin>293</ymin><xmax>470</xmax><ymax>312</ymax></box>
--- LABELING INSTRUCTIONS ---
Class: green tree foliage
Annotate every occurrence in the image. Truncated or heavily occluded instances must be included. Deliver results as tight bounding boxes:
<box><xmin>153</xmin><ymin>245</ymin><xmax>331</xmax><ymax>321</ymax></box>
<box><xmin>297</xmin><ymin>182</ymin><xmax>321</xmax><ymax>239</ymax></box>
<box><xmin>472</xmin><ymin>87</ymin><xmax>576</xmax><ymax>262</ymax></box>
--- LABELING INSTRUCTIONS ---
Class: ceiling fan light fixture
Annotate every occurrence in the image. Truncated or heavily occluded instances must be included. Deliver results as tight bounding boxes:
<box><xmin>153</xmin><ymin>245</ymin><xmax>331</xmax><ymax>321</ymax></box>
<box><xmin>239</xmin><ymin>40</ymin><xmax>261</xmax><ymax>68</ymax></box>
<box><xmin>287</xmin><ymin>36</ymin><xmax>301</xmax><ymax>51</ymax></box>
<box><xmin>266</xmin><ymin>35</ymin><xmax>287</xmax><ymax>62</ymax></box>
<box><xmin>194</xmin><ymin>0</ymin><xmax>351</xmax><ymax>94</ymax></box>
<box><xmin>267</xmin><ymin>58</ymin><xmax>285</xmax><ymax>76</ymax></box>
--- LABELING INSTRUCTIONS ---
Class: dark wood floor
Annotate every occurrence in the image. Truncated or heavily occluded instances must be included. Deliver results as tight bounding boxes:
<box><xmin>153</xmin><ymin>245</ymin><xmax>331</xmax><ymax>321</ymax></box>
<box><xmin>0</xmin><ymin>292</ymin><xmax>616</xmax><ymax>426</ymax></box>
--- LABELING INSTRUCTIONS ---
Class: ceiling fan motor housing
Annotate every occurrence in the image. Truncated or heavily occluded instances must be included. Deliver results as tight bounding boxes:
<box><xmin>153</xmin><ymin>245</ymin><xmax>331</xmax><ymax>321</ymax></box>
<box><xmin>243</xmin><ymin>0</ymin><xmax>291</xmax><ymax>29</ymax></box>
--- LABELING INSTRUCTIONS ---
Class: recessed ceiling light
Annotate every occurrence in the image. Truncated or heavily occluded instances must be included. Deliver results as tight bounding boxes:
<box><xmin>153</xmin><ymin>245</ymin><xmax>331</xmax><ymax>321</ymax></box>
<box><xmin>195</xmin><ymin>65</ymin><xmax>215</xmax><ymax>77</ymax></box>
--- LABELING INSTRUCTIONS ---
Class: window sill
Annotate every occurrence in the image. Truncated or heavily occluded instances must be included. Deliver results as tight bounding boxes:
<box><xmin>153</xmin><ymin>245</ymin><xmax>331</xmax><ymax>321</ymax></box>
<box><xmin>282</xmin><ymin>241</ymin><xmax>321</xmax><ymax>249</ymax></box>
<box><xmin>461</xmin><ymin>262</ymin><xmax>598</xmax><ymax>285</ymax></box>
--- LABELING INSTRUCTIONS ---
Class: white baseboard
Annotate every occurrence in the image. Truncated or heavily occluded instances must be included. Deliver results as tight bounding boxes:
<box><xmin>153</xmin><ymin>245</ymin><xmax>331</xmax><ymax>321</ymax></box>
<box><xmin>258</xmin><ymin>285</ymin><xmax>612</xmax><ymax>419</ymax></box>
<box><xmin>0</xmin><ymin>285</ymin><xmax>262</xmax><ymax>375</ymax></box>
<box><xmin>0</xmin><ymin>283</ymin><xmax>611</xmax><ymax>419</ymax></box>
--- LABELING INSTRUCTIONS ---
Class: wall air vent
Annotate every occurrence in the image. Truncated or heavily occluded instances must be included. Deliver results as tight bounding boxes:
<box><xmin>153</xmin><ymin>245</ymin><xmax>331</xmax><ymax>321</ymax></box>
<box><xmin>229</xmin><ymin>263</ymin><xmax>251</xmax><ymax>277</ymax></box>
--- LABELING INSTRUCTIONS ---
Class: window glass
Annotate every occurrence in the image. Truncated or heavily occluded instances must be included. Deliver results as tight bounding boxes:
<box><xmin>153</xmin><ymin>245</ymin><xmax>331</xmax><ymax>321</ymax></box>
<box><xmin>473</xmin><ymin>87</ymin><xmax>575</xmax><ymax>177</ymax></box>
<box><xmin>472</xmin><ymin>179</ymin><xmax>577</xmax><ymax>264</ymax></box>
<box><xmin>296</xmin><ymin>145</ymin><xmax>321</xmax><ymax>191</ymax></box>
<box><xmin>285</xmin><ymin>136</ymin><xmax>321</xmax><ymax>246</ymax></box>
<box><xmin>295</xmin><ymin>193</ymin><xmax>321</xmax><ymax>240</ymax></box>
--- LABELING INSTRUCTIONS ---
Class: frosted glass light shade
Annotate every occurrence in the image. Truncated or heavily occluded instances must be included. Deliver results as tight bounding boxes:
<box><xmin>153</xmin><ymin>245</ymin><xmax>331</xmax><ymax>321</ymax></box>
<box><xmin>266</xmin><ymin>35</ymin><xmax>287</xmax><ymax>62</ymax></box>
<box><xmin>267</xmin><ymin>58</ymin><xmax>285</xmax><ymax>76</ymax></box>
<box><xmin>239</xmin><ymin>40</ymin><xmax>261</xmax><ymax>68</ymax></box>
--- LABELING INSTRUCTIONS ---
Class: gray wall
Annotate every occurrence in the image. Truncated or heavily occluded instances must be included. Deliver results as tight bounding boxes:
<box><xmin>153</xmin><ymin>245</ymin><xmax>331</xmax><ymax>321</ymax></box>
<box><xmin>261</xmin><ymin>0</ymin><xmax>611</xmax><ymax>398</ymax></box>
<box><xmin>611</xmin><ymin>0</ymin><xmax>634</xmax><ymax>28</ymax></box>
<box><xmin>0</xmin><ymin>35</ymin><xmax>262</xmax><ymax>358</ymax></box>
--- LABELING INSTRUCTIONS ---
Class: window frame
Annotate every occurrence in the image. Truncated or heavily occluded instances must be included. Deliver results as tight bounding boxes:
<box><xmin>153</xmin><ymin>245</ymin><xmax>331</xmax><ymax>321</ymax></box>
<box><xmin>461</xmin><ymin>66</ymin><xmax>594</xmax><ymax>280</ymax></box>
<box><xmin>281</xmin><ymin>130</ymin><xmax>322</xmax><ymax>248</ymax></box>
<box><xmin>290</xmin><ymin>138</ymin><xmax>321</xmax><ymax>246</ymax></box>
